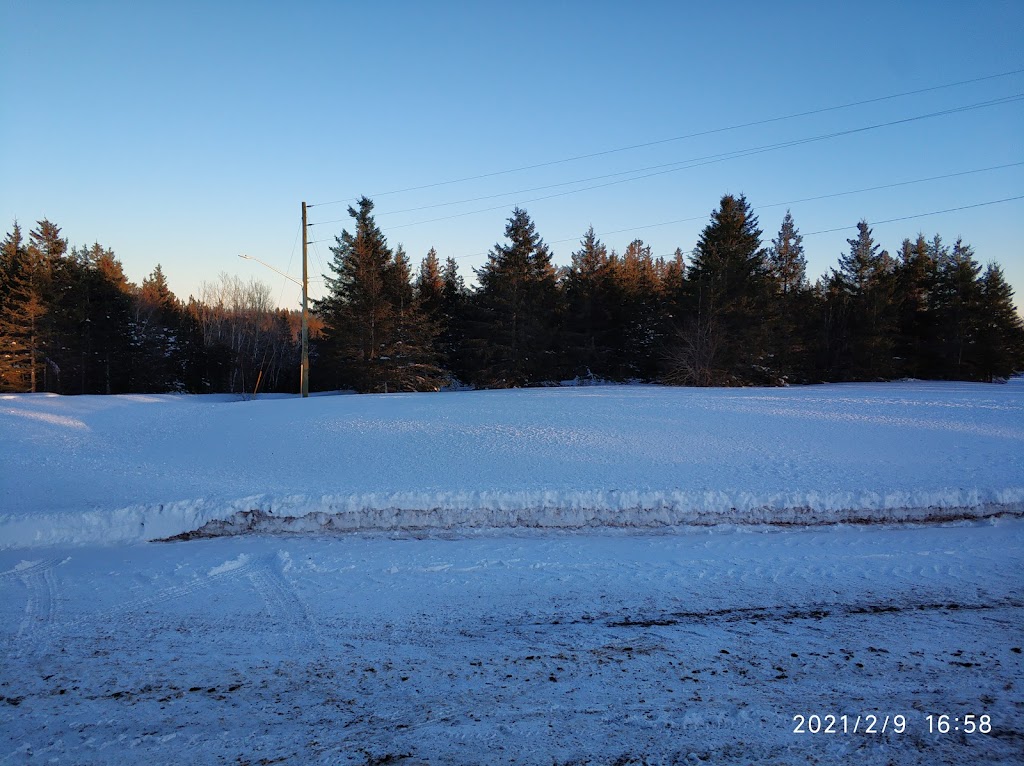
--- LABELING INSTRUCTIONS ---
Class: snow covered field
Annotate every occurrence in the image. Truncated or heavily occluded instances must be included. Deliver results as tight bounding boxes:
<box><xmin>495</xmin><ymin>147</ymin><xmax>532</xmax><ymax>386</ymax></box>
<box><xmin>1</xmin><ymin>381</ymin><xmax>1023</xmax><ymax>547</ymax></box>
<box><xmin>1</xmin><ymin>382</ymin><xmax>1023</xmax><ymax>764</ymax></box>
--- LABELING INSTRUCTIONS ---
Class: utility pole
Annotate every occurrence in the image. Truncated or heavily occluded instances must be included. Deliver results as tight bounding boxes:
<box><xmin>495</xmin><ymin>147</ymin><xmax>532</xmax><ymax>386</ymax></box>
<box><xmin>237</xmin><ymin>201</ymin><xmax>310</xmax><ymax>398</ymax></box>
<box><xmin>301</xmin><ymin>201</ymin><xmax>309</xmax><ymax>398</ymax></box>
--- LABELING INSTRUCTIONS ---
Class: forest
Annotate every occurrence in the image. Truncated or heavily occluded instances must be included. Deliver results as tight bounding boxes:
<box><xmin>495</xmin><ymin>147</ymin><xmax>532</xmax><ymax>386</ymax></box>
<box><xmin>2</xmin><ymin>194</ymin><xmax>1023</xmax><ymax>395</ymax></box>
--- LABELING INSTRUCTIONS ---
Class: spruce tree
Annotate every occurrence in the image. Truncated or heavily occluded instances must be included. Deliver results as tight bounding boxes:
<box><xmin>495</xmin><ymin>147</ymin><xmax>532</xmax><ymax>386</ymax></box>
<box><xmin>976</xmin><ymin>264</ymin><xmax>1024</xmax><ymax>381</ymax></box>
<box><xmin>467</xmin><ymin>207</ymin><xmax>560</xmax><ymax>386</ymax></box>
<box><xmin>438</xmin><ymin>256</ymin><xmax>469</xmax><ymax>381</ymax></box>
<box><xmin>670</xmin><ymin>194</ymin><xmax>769</xmax><ymax>385</ymax></box>
<box><xmin>416</xmin><ymin>247</ymin><xmax>444</xmax><ymax>318</ymax></box>
<box><xmin>766</xmin><ymin>211</ymin><xmax>811</xmax><ymax>381</ymax></box>
<box><xmin>894</xmin><ymin>234</ymin><xmax>937</xmax><ymax>378</ymax></box>
<box><xmin>316</xmin><ymin>197</ymin><xmax>442</xmax><ymax>392</ymax></box>
<box><xmin>931</xmin><ymin>238</ymin><xmax>983</xmax><ymax>379</ymax></box>
<box><xmin>130</xmin><ymin>264</ymin><xmax>185</xmax><ymax>391</ymax></box>
<box><xmin>831</xmin><ymin>220</ymin><xmax>897</xmax><ymax>379</ymax></box>
<box><xmin>563</xmin><ymin>226</ymin><xmax>611</xmax><ymax>379</ymax></box>
<box><xmin>0</xmin><ymin>223</ymin><xmax>47</xmax><ymax>392</ymax></box>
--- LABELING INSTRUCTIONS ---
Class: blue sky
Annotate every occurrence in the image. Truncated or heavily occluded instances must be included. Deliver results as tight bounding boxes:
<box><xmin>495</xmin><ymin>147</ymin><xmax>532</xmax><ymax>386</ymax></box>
<box><xmin>2</xmin><ymin>1</ymin><xmax>1022</xmax><ymax>310</ymax></box>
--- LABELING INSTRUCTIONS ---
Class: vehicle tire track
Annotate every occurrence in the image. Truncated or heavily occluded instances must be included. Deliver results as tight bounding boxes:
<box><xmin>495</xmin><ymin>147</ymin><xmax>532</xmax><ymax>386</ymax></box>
<box><xmin>0</xmin><ymin>558</ymin><xmax>63</xmax><ymax>581</ymax></box>
<box><xmin>105</xmin><ymin>556</ymin><xmax>257</xmax><ymax>618</ymax></box>
<box><xmin>245</xmin><ymin>555</ymin><xmax>325</xmax><ymax>655</ymax></box>
<box><xmin>10</xmin><ymin>560</ymin><xmax>62</xmax><ymax>660</ymax></box>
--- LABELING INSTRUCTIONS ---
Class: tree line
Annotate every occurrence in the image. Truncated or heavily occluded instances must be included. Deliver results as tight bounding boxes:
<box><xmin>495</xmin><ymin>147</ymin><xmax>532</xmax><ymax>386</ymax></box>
<box><xmin>315</xmin><ymin>195</ymin><xmax>1023</xmax><ymax>392</ymax></box>
<box><xmin>2</xmin><ymin>194</ymin><xmax>1022</xmax><ymax>395</ymax></box>
<box><xmin>0</xmin><ymin>220</ymin><xmax>308</xmax><ymax>394</ymax></box>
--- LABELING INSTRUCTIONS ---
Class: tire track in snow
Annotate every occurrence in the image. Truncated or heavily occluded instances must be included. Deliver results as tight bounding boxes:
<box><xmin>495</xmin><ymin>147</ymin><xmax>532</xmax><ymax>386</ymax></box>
<box><xmin>245</xmin><ymin>556</ymin><xmax>326</xmax><ymax>655</ymax></box>
<box><xmin>104</xmin><ymin>554</ymin><xmax>257</xmax><ymax>618</ymax></box>
<box><xmin>10</xmin><ymin>559</ymin><xmax>63</xmax><ymax>660</ymax></box>
<box><xmin>0</xmin><ymin>558</ymin><xmax>63</xmax><ymax>580</ymax></box>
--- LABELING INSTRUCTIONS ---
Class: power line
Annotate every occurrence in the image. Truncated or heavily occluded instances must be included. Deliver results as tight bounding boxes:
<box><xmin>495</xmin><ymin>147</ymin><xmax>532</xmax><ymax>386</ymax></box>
<box><xmin>615</xmin><ymin>195</ymin><xmax>1024</xmax><ymax>263</ymax></box>
<box><xmin>802</xmin><ymin>195</ymin><xmax>1024</xmax><ymax>236</ymax></box>
<box><xmin>307</xmin><ymin>68</ymin><xmax>1024</xmax><ymax>208</ymax></box>
<box><xmin>372</xmin><ymin>93</ymin><xmax>1023</xmax><ymax>233</ymax></box>
<box><xmin>443</xmin><ymin>161</ymin><xmax>1023</xmax><ymax>260</ymax></box>
<box><xmin>309</xmin><ymin>92</ymin><xmax>1023</xmax><ymax>227</ymax></box>
<box><xmin>277</xmin><ymin>224</ymin><xmax>301</xmax><ymax>308</ymax></box>
<box><xmin>306</xmin><ymin>161</ymin><xmax>1023</xmax><ymax>258</ymax></box>
<box><xmin>549</xmin><ymin>161</ymin><xmax>1024</xmax><ymax>246</ymax></box>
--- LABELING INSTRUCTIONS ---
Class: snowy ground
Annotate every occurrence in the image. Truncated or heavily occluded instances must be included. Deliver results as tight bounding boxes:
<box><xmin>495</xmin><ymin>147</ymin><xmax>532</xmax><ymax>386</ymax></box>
<box><xmin>1</xmin><ymin>523</ymin><xmax>1022</xmax><ymax>765</ymax></box>
<box><xmin>1</xmin><ymin>382</ymin><xmax>1023</xmax><ymax>546</ymax></box>
<box><xmin>1</xmin><ymin>382</ymin><xmax>1023</xmax><ymax>764</ymax></box>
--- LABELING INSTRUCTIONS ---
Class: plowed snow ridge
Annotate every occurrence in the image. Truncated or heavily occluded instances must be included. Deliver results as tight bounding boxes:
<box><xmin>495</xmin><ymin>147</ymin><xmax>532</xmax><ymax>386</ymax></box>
<box><xmin>1</xmin><ymin>381</ymin><xmax>1022</xmax><ymax>548</ymax></box>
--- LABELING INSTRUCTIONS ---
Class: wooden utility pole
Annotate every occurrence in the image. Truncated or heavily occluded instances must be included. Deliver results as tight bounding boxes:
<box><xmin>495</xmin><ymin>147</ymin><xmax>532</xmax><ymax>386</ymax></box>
<box><xmin>301</xmin><ymin>201</ymin><xmax>310</xmax><ymax>398</ymax></box>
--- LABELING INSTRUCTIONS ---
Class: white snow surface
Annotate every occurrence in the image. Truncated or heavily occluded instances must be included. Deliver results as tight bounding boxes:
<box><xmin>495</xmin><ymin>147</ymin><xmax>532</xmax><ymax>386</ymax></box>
<box><xmin>2</xmin><ymin>382</ymin><xmax>1024</xmax><ymax>764</ymax></box>
<box><xmin>2</xmin><ymin>381</ymin><xmax>1024</xmax><ymax>548</ymax></box>
<box><xmin>1</xmin><ymin>522</ymin><xmax>1022</xmax><ymax>764</ymax></box>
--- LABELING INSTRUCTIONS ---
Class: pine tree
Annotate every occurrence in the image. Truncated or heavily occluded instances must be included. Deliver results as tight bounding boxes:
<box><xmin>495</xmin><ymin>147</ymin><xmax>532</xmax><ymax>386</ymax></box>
<box><xmin>27</xmin><ymin>219</ymin><xmax>67</xmax><ymax>264</ymax></box>
<box><xmin>130</xmin><ymin>264</ymin><xmax>185</xmax><ymax>391</ymax></box>
<box><xmin>762</xmin><ymin>211</ymin><xmax>814</xmax><ymax>382</ymax></box>
<box><xmin>467</xmin><ymin>207</ymin><xmax>560</xmax><ymax>386</ymax></box>
<box><xmin>315</xmin><ymin>197</ymin><xmax>442</xmax><ymax>392</ymax></box>
<box><xmin>45</xmin><ymin>243</ymin><xmax>132</xmax><ymax>394</ymax></box>
<box><xmin>607</xmin><ymin>238</ymin><xmax>660</xmax><ymax>378</ymax></box>
<box><xmin>931</xmin><ymin>238</ymin><xmax>983</xmax><ymax>379</ymax></box>
<box><xmin>976</xmin><ymin>264</ymin><xmax>1024</xmax><ymax>382</ymax></box>
<box><xmin>416</xmin><ymin>247</ymin><xmax>444</xmax><ymax>318</ymax></box>
<box><xmin>669</xmin><ymin>194</ymin><xmax>769</xmax><ymax>385</ymax></box>
<box><xmin>384</xmin><ymin>244</ymin><xmax>444</xmax><ymax>391</ymax></box>
<box><xmin>894</xmin><ymin>234</ymin><xmax>937</xmax><ymax>378</ymax></box>
<box><xmin>831</xmin><ymin>220</ymin><xmax>897</xmax><ymax>379</ymax></box>
<box><xmin>439</xmin><ymin>256</ymin><xmax>469</xmax><ymax>381</ymax></box>
<box><xmin>0</xmin><ymin>223</ymin><xmax>47</xmax><ymax>391</ymax></box>
<box><xmin>563</xmin><ymin>226</ymin><xmax>611</xmax><ymax>378</ymax></box>
<box><xmin>766</xmin><ymin>210</ymin><xmax>806</xmax><ymax>297</ymax></box>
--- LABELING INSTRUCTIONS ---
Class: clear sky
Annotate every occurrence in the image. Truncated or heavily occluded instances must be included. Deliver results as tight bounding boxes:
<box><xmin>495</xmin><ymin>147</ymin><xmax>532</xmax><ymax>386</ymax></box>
<box><xmin>2</xmin><ymin>1</ymin><xmax>1022</xmax><ymax>311</ymax></box>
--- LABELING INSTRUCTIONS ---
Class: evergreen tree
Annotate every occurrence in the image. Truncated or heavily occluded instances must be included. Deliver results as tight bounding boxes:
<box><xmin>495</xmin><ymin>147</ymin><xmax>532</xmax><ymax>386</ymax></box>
<box><xmin>48</xmin><ymin>243</ymin><xmax>135</xmax><ymax>394</ymax></box>
<box><xmin>439</xmin><ymin>256</ymin><xmax>469</xmax><ymax>381</ymax></box>
<box><xmin>130</xmin><ymin>264</ymin><xmax>185</xmax><ymax>391</ymax></box>
<box><xmin>0</xmin><ymin>222</ymin><xmax>24</xmax><ymax>309</ymax></box>
<box><xmin>416</xmin><ymin>247</ymin><xmax>444</xmax><ymax>318</ymax></box>
<box><xmin>976</xmin><ymin>264</ymin><xmax>1024</xmax><ymax>381</ymax></box>
<box><xmin>766</xmin><ymin>210</ymin><xmax>806</xmax><ymax>297</ymax></box>
<box><xmin>0</xmin><ymin>223</ymin><xmax>48</xmax><ymax>391</ymax></box>
<box><xmin>563</xmin><ymin>226</ymin><xmax>611</xmax><ymax>378</ymax></box>
<box><xmin>669</xmin><ymin>194</ymin><xmax>770</xmax><ymax>385</ymax></box>
<box><xmin>765</xmin><ymin>211</ymin><xmax>813</xmax><ymax>381</ymax></box>
<box><xmin>466</xmin><ymin>207</ymin><xmax>560</xmax><ymax>386</ymax></box>
<box><xmin>605</xmin><ymin>238</ymin><xmax>661</xmax><ymax>378</ymax></box>
<box><xmin>384</xmin><ymin>244</ymin><xmax>444</xmax><ymax>391</ymax></box>
<box><xmin>830</xmin><ymin>220</ymin><xmax>897</xmax><ymax>379</ymax></box>
<box><xmin>27</xmin><ymin>219</ymin><xmax>67</xmax><ymax>265</ymax></box>
<box><xmin>315</xmin><ymin>197</ymin><xmax>442</xmax><ymax>392</ymax></box>
<box><xmin>931</xmin><ymin>238</ymin><xmax>983</xmax><ymax>379</ymax></box>
<box><xmin>893</xmin><ymin>234</ymin><xmax>937</xmax><ymax>378</ymax></box>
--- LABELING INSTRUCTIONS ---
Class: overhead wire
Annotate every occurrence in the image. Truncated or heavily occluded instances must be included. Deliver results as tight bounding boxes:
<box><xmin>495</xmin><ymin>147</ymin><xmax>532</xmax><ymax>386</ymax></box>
<box><xmin>308</xmin><ymin>92</ymin><xmax>1023</xmax><ymax>229</ymax></box>
<box><xmin>627</xmin><ymin>195</ymin><xmax>1024</xmax><ymax>263</ymax></box>
<box><xmin>305</xmin><ymin>92</ymin><xmax>1022</xmax><ymax>246</ymax></box>
<box><xmin>277</xmin><ymin>224</ymin><xmax>301</xmax><ymax>308</ymax></box>
<box><xmin>801</xmin><ymin>195</ymin><xmax>1024</xmax><ymax>236</ymax></box>
<box><xmin>304</xmin><ymin>161</ymin><xmax>1022</xmax><ymax>269</ymax></box>
<box><xmin>307</xmin><ymin>67</ymin><xmax>1024</xmax><ymax>208</ymax></box>
<box><xmin>439</xmin><ymin>161</ymin><xmax>1023</xmax><ymax>260</ymax></box>
<box><xmin>552</xmin><ymin>161</ymin><xmax>1024</xmax><ymax>247</ymax></box>
<box><xmin>365</xmin><ymin>93</ymin><xmax>1024</xmax><ymax>235</ymax></box>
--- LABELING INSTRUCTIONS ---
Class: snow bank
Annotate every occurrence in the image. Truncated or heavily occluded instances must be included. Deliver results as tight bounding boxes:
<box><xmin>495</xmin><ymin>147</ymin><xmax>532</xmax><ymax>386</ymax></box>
<box><xmin>2</xmin><ymin>381</ymin><xmax>1023</xmax><ymax>548</ymax></box>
